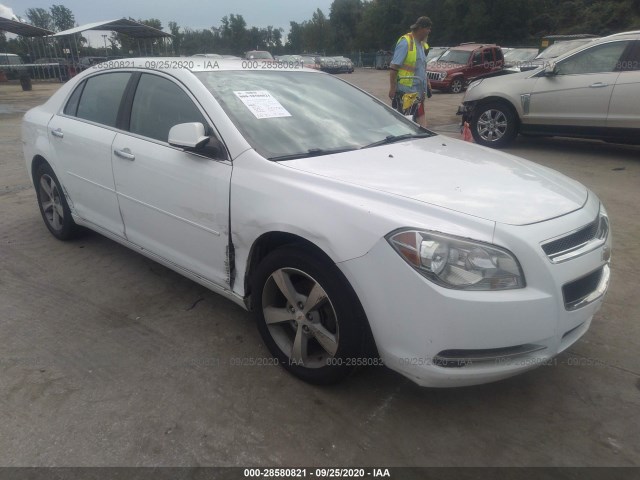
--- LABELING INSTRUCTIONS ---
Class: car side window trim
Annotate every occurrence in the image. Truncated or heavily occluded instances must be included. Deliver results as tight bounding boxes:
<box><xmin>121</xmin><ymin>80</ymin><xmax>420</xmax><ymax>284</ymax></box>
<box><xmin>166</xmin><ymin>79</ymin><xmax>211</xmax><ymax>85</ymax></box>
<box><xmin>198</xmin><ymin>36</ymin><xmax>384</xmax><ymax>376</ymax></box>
<box><xmin>554</xmin><ymin>40</ymin><xmax>631</xmax><ymax>76</ymax></box>
<box><xmin>56</xmin><ymin>72</ymin><xmax>153</xmax><ymax>137</ymax></box>
<box><xmin>116</xmin><ymin>72</ymin><xmax>142</xmax><ymax>131</ymax></box>
<box><xmin>63</xmin><ymin>79</ymin><xmax>86</xmax><ymax>117</ymax></box>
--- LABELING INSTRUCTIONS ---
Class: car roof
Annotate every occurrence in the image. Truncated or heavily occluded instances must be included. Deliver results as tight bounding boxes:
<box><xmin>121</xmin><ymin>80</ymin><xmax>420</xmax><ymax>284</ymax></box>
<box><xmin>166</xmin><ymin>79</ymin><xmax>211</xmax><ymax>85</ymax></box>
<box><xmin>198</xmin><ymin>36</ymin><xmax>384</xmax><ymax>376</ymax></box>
<box><xmin>87</xmin><ymin>57</ymin><xmax>325</xmax><ymax>74</ymax></box>
<box><xmin>601</xmin><ymin>30</ymin><xmax>640</xmax><ymax>40</ymax></box>
<box><xmin>453</xmin><ymin>43</ymin><xmax>498</xmax><ymax>51</ymax></box>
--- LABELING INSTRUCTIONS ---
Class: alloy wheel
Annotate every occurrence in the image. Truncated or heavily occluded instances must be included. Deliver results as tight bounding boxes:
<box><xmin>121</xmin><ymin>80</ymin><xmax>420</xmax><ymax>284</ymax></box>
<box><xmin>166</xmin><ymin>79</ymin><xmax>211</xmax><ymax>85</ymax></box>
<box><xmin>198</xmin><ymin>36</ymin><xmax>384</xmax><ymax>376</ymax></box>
<box><xmin>477</xmin><ymin>109</ymin><xmax>508</xmax><ymax>142</ymax></box>
<box><xmin>262</xmin><ymin>267</ymin><xmax>339</xmax><ymax>368</ymax></box>
<box><xmin>39</xmin><ymin>174</ymin><xmax>65</xmax><ymax>232</ymax></box>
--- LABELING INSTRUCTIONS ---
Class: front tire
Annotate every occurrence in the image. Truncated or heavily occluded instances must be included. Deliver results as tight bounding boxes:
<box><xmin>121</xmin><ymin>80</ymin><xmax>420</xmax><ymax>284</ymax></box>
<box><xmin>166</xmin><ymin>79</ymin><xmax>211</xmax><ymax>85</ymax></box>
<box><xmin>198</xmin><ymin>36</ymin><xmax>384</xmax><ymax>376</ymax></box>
<box><xmin>34</xmin><ymin>162</ymin><xmax>79</xmax><ymax>240</ymax></box>
<box><xmin>252</xmin><ymin>247</ymin><xmax>367</xmax><ymax>385</ymax></box>
<box><xmin>470</xmin><ymin>101</ymin><xmax>518</xmax><ymax>148</ymax></box>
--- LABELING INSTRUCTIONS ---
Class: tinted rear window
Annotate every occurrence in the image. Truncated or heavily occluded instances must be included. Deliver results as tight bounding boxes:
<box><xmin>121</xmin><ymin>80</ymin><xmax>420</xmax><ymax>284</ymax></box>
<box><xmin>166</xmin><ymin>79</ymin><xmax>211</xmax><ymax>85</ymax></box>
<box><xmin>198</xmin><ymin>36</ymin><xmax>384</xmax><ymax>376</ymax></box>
<box><xmin>76</xmin><ymin>73</ymin><xmax>131</xmax><ymax>127</ymax></box>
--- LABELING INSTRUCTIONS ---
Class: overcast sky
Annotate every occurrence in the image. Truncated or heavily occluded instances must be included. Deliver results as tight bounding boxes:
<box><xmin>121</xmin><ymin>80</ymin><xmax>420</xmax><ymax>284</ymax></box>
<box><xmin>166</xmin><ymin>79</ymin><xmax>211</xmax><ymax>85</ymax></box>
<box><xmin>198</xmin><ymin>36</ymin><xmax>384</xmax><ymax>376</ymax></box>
<box><xmin>2</xmin><ymin>0</ymin><xmax>336</xmax><ymax>33</ymax></box>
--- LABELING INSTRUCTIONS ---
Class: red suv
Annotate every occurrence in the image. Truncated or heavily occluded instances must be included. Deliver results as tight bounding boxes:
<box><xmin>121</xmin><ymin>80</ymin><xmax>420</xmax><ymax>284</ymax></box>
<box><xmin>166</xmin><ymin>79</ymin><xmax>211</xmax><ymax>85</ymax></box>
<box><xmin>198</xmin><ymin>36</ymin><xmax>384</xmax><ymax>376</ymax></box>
<box><xmin>427</xmin><ymin>43</ymin><xmax>504</xmax><ymax>93</ymax></box>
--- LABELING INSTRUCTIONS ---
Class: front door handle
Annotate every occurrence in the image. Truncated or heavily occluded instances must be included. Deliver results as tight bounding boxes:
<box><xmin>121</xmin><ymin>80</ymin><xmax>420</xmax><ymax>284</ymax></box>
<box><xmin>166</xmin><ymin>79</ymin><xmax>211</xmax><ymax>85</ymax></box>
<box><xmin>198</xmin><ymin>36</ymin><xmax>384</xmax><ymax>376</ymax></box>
<box><xmin>51</xmin><ymin>128</ymin><xmax>63</xmax><ymax>138</ymax></box>
<box><xmin>589</xmin><ymin>82</ymin><xmax>609</xmax><ymax>88</ymax></box>
<box><xmin>114</xmin><ymin>148</ymin><xmax>135</xmax><ymax>161</ymax></box>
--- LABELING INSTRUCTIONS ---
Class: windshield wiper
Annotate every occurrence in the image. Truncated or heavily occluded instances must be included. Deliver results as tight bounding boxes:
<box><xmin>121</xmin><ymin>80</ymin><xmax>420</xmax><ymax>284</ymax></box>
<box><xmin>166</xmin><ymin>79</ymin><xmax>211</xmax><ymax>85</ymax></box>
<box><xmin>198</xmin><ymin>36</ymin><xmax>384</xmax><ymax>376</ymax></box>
<box><xmin>360</xmin><ymin>132</ymin><xmax>432</xmax><ymax>150</ymax></box>
<box><xmin>269</xmin><ymin>147</ymin><xmax>357</xmax><ymax>161</ymax></box>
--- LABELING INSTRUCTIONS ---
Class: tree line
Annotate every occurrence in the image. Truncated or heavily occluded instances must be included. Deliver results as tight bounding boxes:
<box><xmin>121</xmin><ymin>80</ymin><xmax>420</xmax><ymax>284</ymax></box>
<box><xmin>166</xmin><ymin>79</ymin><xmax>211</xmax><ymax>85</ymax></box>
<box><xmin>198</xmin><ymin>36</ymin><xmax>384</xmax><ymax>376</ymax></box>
<box><xmin>2</xmin><ymin>0</ymin><xmax>639</xmax><ymax>58</ymax></box>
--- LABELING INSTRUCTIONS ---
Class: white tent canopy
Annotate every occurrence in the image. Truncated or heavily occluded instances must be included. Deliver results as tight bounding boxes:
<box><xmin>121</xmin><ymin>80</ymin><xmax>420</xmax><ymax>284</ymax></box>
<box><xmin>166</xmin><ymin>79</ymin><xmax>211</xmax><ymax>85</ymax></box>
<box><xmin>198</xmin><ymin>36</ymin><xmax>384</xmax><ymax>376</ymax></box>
<box><xmin>0</xmin><ymin>16</ymin><xmax>54</xmax><ymax>37</ymax></box>
<box><xmin>50</xmin><ymin>18</ymin><xmax>172</xmax><ymax>38</ymax></box>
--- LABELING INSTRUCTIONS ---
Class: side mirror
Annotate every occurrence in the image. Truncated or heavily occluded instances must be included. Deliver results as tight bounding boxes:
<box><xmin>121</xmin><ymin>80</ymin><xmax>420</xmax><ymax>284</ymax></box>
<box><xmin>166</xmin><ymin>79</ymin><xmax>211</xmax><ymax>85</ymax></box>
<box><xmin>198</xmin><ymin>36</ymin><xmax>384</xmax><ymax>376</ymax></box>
<box><xmin>544</xmin><ymin>62</ymin><xmax>557</xmax><ymax>76</ymax></box>
<box><xmin>168</xmin><ymin>122</ymin><xmax>210</xmax><ymax>150</ymax></box>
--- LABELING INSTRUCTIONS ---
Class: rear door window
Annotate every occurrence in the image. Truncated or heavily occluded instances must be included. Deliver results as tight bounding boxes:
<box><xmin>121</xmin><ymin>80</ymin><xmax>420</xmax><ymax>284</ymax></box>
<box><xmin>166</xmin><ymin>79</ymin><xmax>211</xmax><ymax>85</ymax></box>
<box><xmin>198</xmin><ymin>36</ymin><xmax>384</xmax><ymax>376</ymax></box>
<box><xmin>618</xmin><ymin>41</ymin><xmax>640</xmax><ymax>71</ymax></box>
<box><xmin>75</xmin><ymin>73</ymin><xmax>131</xmax><ymax>127</ymax></box>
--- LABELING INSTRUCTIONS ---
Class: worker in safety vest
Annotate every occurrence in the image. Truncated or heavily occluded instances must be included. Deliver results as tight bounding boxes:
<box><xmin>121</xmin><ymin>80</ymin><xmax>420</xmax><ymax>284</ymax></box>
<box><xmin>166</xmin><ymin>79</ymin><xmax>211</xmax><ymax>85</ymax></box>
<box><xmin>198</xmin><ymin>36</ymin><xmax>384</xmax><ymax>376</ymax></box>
<box><xmin>388</xmin><ymin>16</ymin><xmax>432</xmax><ymax>127</ymax></box>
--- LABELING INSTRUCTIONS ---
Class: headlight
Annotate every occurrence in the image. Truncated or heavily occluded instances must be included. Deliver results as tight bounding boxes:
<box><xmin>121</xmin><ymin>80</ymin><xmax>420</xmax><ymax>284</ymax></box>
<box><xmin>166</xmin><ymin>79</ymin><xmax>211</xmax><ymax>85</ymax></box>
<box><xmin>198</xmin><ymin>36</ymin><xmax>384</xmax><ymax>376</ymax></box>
<box><xmin>387</xmin><ymin>229</ymin><xmax>525</xmax><ymax>290</ymax></box>
<box><xmin>439</xmin><ymin>72</ymin><xmax>447</xmax><ymax>80</ymax></box>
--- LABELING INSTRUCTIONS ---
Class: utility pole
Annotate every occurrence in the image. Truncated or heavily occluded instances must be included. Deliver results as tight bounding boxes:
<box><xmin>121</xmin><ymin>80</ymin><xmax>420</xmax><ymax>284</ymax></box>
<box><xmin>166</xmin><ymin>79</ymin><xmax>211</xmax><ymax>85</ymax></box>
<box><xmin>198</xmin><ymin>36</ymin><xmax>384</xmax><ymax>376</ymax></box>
<box><xmin>102</xmin><ymin>34</ymin><xmax>108</xmax><ymax>57</ymax></box>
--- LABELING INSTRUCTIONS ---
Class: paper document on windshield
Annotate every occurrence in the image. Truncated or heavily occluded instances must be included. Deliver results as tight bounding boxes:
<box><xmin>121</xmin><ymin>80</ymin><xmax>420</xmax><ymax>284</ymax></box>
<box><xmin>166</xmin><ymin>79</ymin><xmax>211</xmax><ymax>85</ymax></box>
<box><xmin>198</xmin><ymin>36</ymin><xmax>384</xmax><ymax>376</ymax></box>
<box><xmin>234</xmin><ymin>91</ymin><xmax>292</xmax><ymax>119</ymax></box>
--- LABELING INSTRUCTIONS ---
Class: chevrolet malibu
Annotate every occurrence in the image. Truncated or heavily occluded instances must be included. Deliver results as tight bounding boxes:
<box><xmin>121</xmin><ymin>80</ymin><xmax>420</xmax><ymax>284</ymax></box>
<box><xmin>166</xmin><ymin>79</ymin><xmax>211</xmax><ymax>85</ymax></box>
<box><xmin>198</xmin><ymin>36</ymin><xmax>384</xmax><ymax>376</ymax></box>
<box><xmin>21</xmin><ymin>59</ymin><xmax>611</xmax><ymax>387</ymax></box>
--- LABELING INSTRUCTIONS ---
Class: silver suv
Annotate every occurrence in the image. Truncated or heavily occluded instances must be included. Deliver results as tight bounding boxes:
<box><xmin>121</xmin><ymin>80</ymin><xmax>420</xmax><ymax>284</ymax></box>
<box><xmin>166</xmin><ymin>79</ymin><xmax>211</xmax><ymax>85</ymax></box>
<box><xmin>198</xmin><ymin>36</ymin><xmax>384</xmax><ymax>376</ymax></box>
<box><xmin>459</xmin><ymin>31</ymin><xmax>640</xmax><ymax>148</ymax></box>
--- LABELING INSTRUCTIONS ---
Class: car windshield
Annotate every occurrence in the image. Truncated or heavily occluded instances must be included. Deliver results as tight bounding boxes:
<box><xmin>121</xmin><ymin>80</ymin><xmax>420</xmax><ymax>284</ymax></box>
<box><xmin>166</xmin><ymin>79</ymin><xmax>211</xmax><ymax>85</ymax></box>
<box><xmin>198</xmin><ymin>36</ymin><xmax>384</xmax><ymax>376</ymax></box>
<box><xmin>195</xmin><ymin>70</ymin><xmax>431</xmax><ymax>160</ymax></box>
<box><xmin>426</xmin><ymin>48</ymin><xmax>447</xmax><ymax>62</ymax></box>
<box><xmin>437</xmin><ymin>49</ymin><xmax>471</xmax><ymax>65</ymax></box>
<box><xmin>536</xmin><ymin>39</ymin><xmax>596</xmax><ymax>59</ymax></box>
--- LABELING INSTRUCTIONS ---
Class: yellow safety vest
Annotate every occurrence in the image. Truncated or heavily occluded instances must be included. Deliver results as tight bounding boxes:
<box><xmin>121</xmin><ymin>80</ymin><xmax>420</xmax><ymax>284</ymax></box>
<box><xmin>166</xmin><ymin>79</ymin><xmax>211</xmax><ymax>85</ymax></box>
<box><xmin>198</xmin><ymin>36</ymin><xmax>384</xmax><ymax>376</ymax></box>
<box><xmin>396</xmin><ymin>33</ymin><xmax>429</xmax><ymax>88</ymax></box>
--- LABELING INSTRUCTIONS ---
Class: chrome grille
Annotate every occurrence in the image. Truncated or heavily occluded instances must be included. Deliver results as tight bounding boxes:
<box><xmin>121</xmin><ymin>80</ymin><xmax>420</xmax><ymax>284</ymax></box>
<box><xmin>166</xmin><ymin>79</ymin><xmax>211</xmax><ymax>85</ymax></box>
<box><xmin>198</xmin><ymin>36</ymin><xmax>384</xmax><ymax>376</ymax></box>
<box><xmin>426</xmin><ymin>71</ymin><xmax>442</xmax><ymax>81</ymax></box>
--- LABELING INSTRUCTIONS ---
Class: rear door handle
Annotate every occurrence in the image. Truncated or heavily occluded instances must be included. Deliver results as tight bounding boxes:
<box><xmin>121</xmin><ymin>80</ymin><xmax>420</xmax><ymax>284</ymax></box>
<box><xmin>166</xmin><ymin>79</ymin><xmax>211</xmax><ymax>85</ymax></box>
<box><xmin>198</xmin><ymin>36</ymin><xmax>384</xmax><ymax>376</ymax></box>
<box><xmin>114</xmin><ymin>148</ymin><xmax>135</xmax><ymax>161</ymax></box>
<box><xmin>51</xmin><ymin>128</ymin><xmax>63</xmax><ymax>138</ymax></box>
<box><xmin>589</xmin><ymin>82</ymin><xmax>609</xmax><ymax>88</ymax></box>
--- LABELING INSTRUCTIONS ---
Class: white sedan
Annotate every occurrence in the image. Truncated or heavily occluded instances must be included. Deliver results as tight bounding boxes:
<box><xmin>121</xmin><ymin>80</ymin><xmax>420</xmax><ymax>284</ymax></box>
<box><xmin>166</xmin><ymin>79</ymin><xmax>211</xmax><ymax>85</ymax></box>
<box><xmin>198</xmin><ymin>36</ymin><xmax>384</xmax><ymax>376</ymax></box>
<box><xmin>22</xmin><ymin>59</ymin><xmax>611</xmax><ymax>387</ymax></box>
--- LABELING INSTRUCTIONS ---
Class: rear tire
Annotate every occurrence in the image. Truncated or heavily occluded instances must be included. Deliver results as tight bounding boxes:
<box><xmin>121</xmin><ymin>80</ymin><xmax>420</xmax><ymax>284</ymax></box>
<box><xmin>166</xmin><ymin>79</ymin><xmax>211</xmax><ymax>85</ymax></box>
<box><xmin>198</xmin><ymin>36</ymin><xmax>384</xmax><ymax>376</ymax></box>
<box><xmin>34</xmin><ymin>162</ymin><xmax>79</xmax><ymax>240</ymax></box>
<box><xmin>251</xmin><ymin>247</ymin><xmax>367</xmax><ymax>385</ymax></box>
<box><xmin>450</xmin><ymin>77</ymin><xmax>464</xmax><ymax>94</ymax></box>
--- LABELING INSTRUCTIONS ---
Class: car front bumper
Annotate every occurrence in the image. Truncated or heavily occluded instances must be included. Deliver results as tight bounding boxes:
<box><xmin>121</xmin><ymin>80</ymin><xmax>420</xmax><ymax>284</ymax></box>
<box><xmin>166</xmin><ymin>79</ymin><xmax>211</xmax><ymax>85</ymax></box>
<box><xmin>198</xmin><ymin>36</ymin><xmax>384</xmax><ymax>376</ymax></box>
<box><xmin>456</xmin><ymin>101</ymin><xmax>476</xmax><ymax>125</ymax></box>
<box><xmin>429</xmin><ymin>78</ymin><xmax>453</xmax><ymax>90</ymax></box>
<box><xmin>338</xmin><ymin>196</ymin><xmax>611</xmax><ymax>387</ymax></box>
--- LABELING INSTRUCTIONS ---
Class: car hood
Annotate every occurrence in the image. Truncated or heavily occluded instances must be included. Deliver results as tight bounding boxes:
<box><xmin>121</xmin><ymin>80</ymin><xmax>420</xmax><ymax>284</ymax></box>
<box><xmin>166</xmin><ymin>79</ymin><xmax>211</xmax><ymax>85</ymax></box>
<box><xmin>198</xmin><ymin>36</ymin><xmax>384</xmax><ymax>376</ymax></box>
<box><xmin>279</xmin><ymin>137</ymin><xmax>587</xmax><ymax>226</ymax></box>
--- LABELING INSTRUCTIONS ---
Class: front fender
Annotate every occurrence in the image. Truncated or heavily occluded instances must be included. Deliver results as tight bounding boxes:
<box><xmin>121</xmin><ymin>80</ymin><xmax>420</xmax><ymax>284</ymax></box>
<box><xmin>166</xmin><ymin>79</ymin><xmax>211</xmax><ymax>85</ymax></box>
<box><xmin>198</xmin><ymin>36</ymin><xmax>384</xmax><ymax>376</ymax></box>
<box><xmin>229</xmin><ymin>149</ymin><xmax>495</xmax><ymax>297</ymax></box>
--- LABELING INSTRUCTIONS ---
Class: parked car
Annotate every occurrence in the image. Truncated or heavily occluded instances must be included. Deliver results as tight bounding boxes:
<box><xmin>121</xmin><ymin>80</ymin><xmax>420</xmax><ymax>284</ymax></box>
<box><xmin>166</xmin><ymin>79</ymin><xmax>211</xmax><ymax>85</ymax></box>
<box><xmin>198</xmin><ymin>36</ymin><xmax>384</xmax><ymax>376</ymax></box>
<box><xmin>503</xmin><ymin>48</ymin><xmax>539</xmax><ymax>70</ymax></box>
<box><xmin>334</xmin><ymin>56</ymin><xmax>354</xmax><ymax>73</ymax></box>
<box><xmin>245</xmin><ymin>50</ymin><xmax>274</xmax><ymax>61</ymax></box>
<box><xmin>539</xmin><ymin>34</ymin><xmax>598</xmax><ymax>52</ymax></box>
<box><xmin>427</xmin><ymin>43</ymin><xmax>504</xmax><ymax>93</ymax></box>
<box><xmin>192</xmin><ymin>53</ymin><xmax>224</xmax><ymax>59</ymax></box>
<box><xmin>317</xmin><ymin>56</ymin><xmax>341</xmax><ymax>73</ymax></box>
<box><xmin>426</xmin><ymin>46</ymin><xmax>448</xmax><ymax>64</ymax></box>
<box><xmin>22</xmin><ymin>59</ymin><xmax>611</xmax><ymax>387</ymax></box>
<box><xmin>300</xmin><ymin>55</ymin><xmax>320</xmax><ymax>69</ymax></box>
<box><xmin>0</xmin><ymin>52</ymin><xmax>27</xmax><ymax>79</ymax></box>
<box><xmin>515</xmin><ymin>38</ymin><xmax>600</xmax><ymax>72</ymax></box>
<box><xmin>276</xmin><ymin>55</ymin><xmax>303</xmax><ymax>66</ymax></box>
<box><xmin>459</xmin><ymin>31</ymin><xmax>640</xmax><ymax>148</ymax></box>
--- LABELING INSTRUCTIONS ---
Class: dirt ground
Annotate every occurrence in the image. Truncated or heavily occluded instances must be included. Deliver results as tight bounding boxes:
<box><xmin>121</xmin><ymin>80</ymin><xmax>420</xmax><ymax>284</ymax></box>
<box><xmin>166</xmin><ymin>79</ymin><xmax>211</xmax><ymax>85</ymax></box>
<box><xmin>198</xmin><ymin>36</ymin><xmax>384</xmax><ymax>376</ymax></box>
<box><xmin>0</xmin><ymin>71</ymin><xmax>639</xmax><ymax>468</ymax></box>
